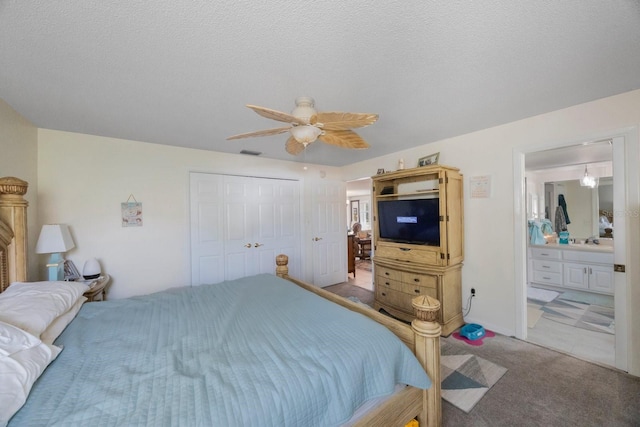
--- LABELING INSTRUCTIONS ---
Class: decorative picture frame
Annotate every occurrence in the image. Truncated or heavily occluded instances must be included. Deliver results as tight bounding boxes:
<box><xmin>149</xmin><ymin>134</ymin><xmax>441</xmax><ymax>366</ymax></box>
<box><xmin>418</xmin><ymin>152</ymin><xmax>440</xmax><ymax>167</ymax></box>
<box><xmin>350</xmin><ymin>200</ymin><xmax>360</xmax><ymax>224</ymax></box>
<box><xmin>376</xmin><ymin>168</ymin><xmax>385</xmax><ymax>174</ymax></box>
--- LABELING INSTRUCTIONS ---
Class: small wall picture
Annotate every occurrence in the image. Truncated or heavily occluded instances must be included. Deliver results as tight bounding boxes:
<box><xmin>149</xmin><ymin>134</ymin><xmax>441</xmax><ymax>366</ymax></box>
<box><xmin>122</xmin><ymin>202</ymin><xmax>143</xmax><ymax>227</ymax></box>
<box><xmin>418</xmin><ymin>152</ymin><xmax>439</xmax><ymax>167</ymax></box>
<box><xmin>376</xmin><ymin>168</ymin><xmax>385</xmax><ymax>174</ymax></box>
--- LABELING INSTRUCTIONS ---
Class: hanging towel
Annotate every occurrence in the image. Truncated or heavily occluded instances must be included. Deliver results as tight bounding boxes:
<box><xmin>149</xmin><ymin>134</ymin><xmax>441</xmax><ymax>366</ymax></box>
<box><xmin>558</xmin><ymin>194</ymin><xmax>570</xmax><ymax>225</ymax></box>
<box><xmin>528</xmin><ymin>220</ymin><xmax>548</xmax><ymax>245</ymax></box>
<box><xmin>555</xmin><ymin>206</ymin><xmax>567</xmax><ymax>232</ymax></box>
<box><xmin>540</xmin><ymin>219</ymin><xmax>553</xmax><ymax>235</ymax></box>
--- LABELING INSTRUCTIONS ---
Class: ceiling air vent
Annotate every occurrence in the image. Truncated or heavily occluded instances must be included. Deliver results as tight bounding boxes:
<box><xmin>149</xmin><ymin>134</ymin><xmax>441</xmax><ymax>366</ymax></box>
<box><xmin>240</xmin><ymin>150</ymin><xmax>262</xmax><ymax>156</ymax></box>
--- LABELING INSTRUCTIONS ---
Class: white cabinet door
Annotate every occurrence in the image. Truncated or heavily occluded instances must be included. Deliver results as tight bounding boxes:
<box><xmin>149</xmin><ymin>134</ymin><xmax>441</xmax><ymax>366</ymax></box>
<box><xmin>563</xmin><ymin>263</ymin><xmax>589</xmax><ymax>290</ymax></box>
<box><xmin>589</xmin><ymin>264</ymin><xmax>614</xmax><ymax>294</ymax></box>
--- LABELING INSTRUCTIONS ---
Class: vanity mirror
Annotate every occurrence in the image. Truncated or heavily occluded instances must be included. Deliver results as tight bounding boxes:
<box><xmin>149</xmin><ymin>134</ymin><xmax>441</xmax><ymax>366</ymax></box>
<box><xmin>543</xmin><ymin>176</ymin><xmax>613</xmax><ymax>239</ymax></box>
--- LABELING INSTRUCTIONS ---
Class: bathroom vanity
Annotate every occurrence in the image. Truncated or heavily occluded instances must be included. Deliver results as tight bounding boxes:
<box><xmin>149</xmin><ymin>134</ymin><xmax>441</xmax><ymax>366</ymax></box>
<box><xmin>528</xmin><ymin>242</ymin><xmax>614</xmax><ymax>295</ymax></box>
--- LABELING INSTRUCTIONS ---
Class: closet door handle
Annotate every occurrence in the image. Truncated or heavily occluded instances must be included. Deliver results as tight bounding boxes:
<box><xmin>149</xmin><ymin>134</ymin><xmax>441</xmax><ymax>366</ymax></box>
<box><xmin>254</xmin><ymin>243</ymin><xmax>264</xmax><ymax>248</ymax></box>
<box><xmin>244</xmin><ymin>243</ymin><xmax>252</xmax><ymax>248</ymax></box>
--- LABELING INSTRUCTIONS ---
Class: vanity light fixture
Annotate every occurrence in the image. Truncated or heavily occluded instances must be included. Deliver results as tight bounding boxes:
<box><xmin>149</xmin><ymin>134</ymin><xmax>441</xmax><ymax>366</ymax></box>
<box><xmin>580</xmin><ymin>165</ymin><xmax>599</xmax><ymax>189</ymax></box>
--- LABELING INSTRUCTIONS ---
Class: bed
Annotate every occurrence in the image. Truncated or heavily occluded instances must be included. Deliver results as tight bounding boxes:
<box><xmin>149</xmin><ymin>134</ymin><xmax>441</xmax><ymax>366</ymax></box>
<box><xmin>0</xmin><ymin>176</ymin><xmax>443</xmax><ymax>426</ymax></box>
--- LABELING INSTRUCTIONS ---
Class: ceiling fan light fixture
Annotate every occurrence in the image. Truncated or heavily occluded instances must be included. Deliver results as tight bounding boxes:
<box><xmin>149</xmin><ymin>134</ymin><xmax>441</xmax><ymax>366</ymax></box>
<box><xmin>290</xmin><ymin>125</ymin><xmax>322</xmax><ymax>144</ymax></box>
<box><xmin>291</xmin><ymin>96</ymin><xmax>317</xmax><ymax>124</ymax></box>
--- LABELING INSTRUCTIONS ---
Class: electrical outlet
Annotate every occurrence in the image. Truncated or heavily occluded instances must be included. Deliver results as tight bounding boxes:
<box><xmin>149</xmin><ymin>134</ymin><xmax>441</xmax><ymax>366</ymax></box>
<box><xmin>471</xmin><ymin>288</ymin><xmax>476</xmax><ymax>296</ymax></box>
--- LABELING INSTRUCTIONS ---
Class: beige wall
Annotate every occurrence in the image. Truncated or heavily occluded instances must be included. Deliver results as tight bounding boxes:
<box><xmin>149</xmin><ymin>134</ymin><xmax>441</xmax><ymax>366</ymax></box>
<box><xmin>0</xmin><ymin>99</ymin><xmax>39</xmax><ymax>278</ymax></box>
<box><xmin>36</xmin><ymin>129</ymin><xmax>344</xmax><ymax>299</ymax></box>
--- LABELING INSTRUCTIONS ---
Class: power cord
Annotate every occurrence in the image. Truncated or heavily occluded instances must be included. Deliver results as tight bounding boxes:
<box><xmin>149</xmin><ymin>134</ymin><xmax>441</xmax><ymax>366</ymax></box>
<box><xmin>462</xmin><ymin>289</ymin><xmax>476</xmax><ymax>317</ymax></box>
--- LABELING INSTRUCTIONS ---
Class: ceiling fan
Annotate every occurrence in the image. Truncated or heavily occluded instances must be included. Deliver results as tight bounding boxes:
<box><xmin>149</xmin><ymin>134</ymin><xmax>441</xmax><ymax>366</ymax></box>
<box><xmin>227</xmin><ymin>97</ymin><xmax>379</xmax><ymax>155</ymax></box>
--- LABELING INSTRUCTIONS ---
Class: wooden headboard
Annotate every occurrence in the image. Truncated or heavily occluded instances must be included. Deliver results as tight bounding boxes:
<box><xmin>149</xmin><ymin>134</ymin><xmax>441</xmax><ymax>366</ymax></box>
<box><xmin>0</xmin><ymin>177</ymin><xmax>29</xmax><ymax>292</ymax></box>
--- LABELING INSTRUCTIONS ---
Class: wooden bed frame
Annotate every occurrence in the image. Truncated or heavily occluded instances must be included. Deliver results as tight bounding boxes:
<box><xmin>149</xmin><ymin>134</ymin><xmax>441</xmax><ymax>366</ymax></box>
<box><xmin>0</xmin><ymin>176</ymin><xmax>442</xmax><ymax>427</ymax></box>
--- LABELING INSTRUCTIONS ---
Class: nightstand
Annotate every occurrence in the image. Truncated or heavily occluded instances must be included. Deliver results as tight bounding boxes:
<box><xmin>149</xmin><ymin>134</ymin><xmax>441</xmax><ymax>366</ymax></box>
<box><xmin>83</xmin><ymin>274</ymin><xmax>111</xmax><ymax>302</ymax></box>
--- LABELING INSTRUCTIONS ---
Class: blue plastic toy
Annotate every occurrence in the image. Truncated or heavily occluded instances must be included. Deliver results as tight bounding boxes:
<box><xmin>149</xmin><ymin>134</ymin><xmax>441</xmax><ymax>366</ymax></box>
<box><xmin>459</xmin><ymin>323</ymin><xmax>486</xmax><ymax>341</ymax></box>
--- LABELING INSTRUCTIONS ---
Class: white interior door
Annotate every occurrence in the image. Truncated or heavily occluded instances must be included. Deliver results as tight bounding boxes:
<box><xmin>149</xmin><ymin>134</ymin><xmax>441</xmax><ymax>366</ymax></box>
<box><xmin>190</xmin><ymin>173</ymin><xmax>225</xmax><ymax>285</ymax></box>
<box><xmin>311</xmin><ymin>180</ymin><xmax>346</xmax><ymax>287</ymax></box>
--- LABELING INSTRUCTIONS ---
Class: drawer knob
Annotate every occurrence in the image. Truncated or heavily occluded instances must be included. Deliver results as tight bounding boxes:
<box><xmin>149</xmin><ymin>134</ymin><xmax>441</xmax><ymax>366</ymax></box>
<box><xmin>414</xmin><ymin>289</ymin><xmax>420</xmax><ymax>293</ymax></box>
<box><xmin>385</xmin><ymin>281</ymin><xmax>390</xmax><ymax>286</ymax></box>
<box><xmin>385</xmin><ymin>272</ymin><xmax>390</xmax><ymax>276</ymax></box>
<box><xmin>414</xmin><ymin>278</ymin><xmax>420</xmax><ymax>282</ymax></box>
<box><xmin>381</xmin><ymin>292</ymin><xmax>386</xmax><ymax>297</ymax></box>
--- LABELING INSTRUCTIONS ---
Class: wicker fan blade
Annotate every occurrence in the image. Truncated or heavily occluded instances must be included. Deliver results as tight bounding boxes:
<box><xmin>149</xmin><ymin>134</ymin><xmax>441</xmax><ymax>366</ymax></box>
<box><xmin>318</xmin><ymin>130</ymin><xmax>370</xmax><ymax>149</ymax></box>
<box><xmin>312</xmin><ymin>112</ymin><xmax>379</xmax><ymax>130</ymax></box>
<box><xmin>227</xmin><ymin>127</ymin><xmax>292</xmax><ymax>140</ymax></box>
<box><xmin>285</xmin><ymin>136</ymin><xmax>307</xmax><ymax>155</ymax></box>
<box><xmin>246</xmin><ymin>105</ymin><xmax>307</xmax><ymax>125</ymax></box>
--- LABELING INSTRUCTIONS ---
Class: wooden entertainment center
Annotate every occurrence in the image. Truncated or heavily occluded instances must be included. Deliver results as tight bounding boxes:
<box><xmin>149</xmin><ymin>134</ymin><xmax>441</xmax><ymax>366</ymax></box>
<box><xmin>372</xmin><ymin>165</ymin><xmax>464</xmax><ymax>336</ymax></box>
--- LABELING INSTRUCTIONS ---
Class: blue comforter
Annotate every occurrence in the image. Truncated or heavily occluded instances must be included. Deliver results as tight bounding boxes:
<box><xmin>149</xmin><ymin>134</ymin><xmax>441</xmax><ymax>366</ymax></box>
<box><xmin>10</xmin><ymin>274</ymin><xmax>430</xmax><ymax>426</ymax></box>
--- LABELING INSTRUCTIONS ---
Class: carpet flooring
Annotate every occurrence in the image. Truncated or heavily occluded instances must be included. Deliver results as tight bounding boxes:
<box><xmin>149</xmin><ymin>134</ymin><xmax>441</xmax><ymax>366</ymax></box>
<box><xmin>323</xmin><ymin>285</ymin><xmax>640</xmax><ymax>425</ymax></box>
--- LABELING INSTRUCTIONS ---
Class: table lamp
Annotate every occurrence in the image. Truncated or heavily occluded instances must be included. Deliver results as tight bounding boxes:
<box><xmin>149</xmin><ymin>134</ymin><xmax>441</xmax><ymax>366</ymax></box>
<box><xmin>35</xmin><ymin>224</ymin><xmax>76</xmax><ymax>281</ymax></box>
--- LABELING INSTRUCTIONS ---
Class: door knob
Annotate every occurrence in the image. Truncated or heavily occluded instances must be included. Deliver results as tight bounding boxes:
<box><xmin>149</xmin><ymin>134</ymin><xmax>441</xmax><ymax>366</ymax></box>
<box><xmin>313</xmin><ymin>237</ymin><xmax>323</xmax><ymax>241</ymax></box>
<box><xmin>254</xmin><ymin>243</ymin><xmax>264</xmax><ymax>247</ymax></box>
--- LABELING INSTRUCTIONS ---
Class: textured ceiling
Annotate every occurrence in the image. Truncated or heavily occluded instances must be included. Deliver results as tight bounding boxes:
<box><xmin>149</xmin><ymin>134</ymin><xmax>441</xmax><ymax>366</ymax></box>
<box><xmin>1</xmin><ymin>1</ymin><xmax>639</xmax><ymax>167</ymax></box>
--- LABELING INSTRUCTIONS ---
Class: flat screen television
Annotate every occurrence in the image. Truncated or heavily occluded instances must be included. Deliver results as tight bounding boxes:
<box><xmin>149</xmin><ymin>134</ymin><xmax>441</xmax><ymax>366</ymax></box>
<box><xmin>377</xmin><ymin>198</ymin><xmax>440</xmax><ymax>246</ymax></box>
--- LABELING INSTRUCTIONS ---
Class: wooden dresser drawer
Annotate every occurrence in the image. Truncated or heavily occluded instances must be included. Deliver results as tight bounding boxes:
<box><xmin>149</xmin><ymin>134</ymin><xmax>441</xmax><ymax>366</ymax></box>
<box><xmin>401</xmin><ymin>272</ymin><xmax>437</xmax><ymax>289</ymax></box>
<box><xmin>375</xmin><ymin>244</ymin><xmax>440</xmax><ymax>265</ymax></box>
<box><xmin>400</xmin><ymin>283</ymin><xmax>437</xmax><ymax>298</ymax></box>
<box><xmin>376</xmin><ymin>275</ymin><xmax>403</xmax><ymax>292</ymax></box>
<box><xmin>532</xmin><ymin>259</ymin><xmax>562</xmax><ymax>274</ymax></box>
<box><xmin>376</xmin><ymin>265</ymin><xmax>402</xmax><ymax>281</ymax></box>
<box><xmin>375</xmin><ymin>287</ymin><xmax>434</xmax><ymax>312</ymax></box>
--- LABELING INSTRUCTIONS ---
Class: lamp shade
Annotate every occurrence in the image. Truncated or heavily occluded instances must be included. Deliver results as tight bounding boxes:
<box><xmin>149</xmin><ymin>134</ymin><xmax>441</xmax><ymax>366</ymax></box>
<box><xmin>35</xmin><ymin>224</ymin><xmax>75</xmax><ymax>254</ymax></box>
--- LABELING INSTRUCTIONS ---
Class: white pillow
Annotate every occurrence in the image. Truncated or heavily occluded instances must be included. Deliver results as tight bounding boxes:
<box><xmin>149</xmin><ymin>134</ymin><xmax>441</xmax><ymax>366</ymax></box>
<box><xmin>0</xmin><ymin>281</ymin><xmax>88</xmax><ymax>337</ymax></box>
<box><xmin>40</xmin><ymin>296</ymin><xmax>87</xmax><ymax>345</ymax></box>
<box><xmin>0</xmin><ymin>321</ymin><xmax>62</xmax><ymax>427</ymax></box>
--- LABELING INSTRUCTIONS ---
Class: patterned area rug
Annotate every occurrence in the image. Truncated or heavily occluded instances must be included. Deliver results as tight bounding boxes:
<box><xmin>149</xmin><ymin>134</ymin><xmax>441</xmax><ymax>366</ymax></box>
<box><xmin>527</xmin><ymin>286</ymin><xmax>615</xmax><ymax>335</ymax></box>
<box><xmin>540</xmin><ymin>299</ymin><xmax>615</xmax><ymax>334</ymax></box>
<box><xmin>441</xmin><ymin>341</ymin><xmax>507</xmax><ymax>413</ymax></box>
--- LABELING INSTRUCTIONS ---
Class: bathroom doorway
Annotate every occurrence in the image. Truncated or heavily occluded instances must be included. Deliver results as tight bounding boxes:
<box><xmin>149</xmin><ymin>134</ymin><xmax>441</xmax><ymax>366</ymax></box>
<box><xmin>514</xmin><ymin>131</ymin><xmax>637</xmax><ymax>373</ymax></box>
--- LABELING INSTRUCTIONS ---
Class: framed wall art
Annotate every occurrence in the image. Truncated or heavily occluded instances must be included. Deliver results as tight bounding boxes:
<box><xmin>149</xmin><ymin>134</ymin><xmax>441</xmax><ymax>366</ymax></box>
<box><xmin>418</xmin><ymin>152</ymin><xmax>439</xmax><ymax>167</ymax></box>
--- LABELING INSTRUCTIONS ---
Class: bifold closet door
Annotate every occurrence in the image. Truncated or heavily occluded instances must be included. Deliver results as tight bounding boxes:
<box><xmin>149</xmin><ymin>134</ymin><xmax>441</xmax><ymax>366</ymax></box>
<box><xmin>190</xmin><ymin>173</ymin><xmax>300</xmax><ymax>285</ymax></box>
